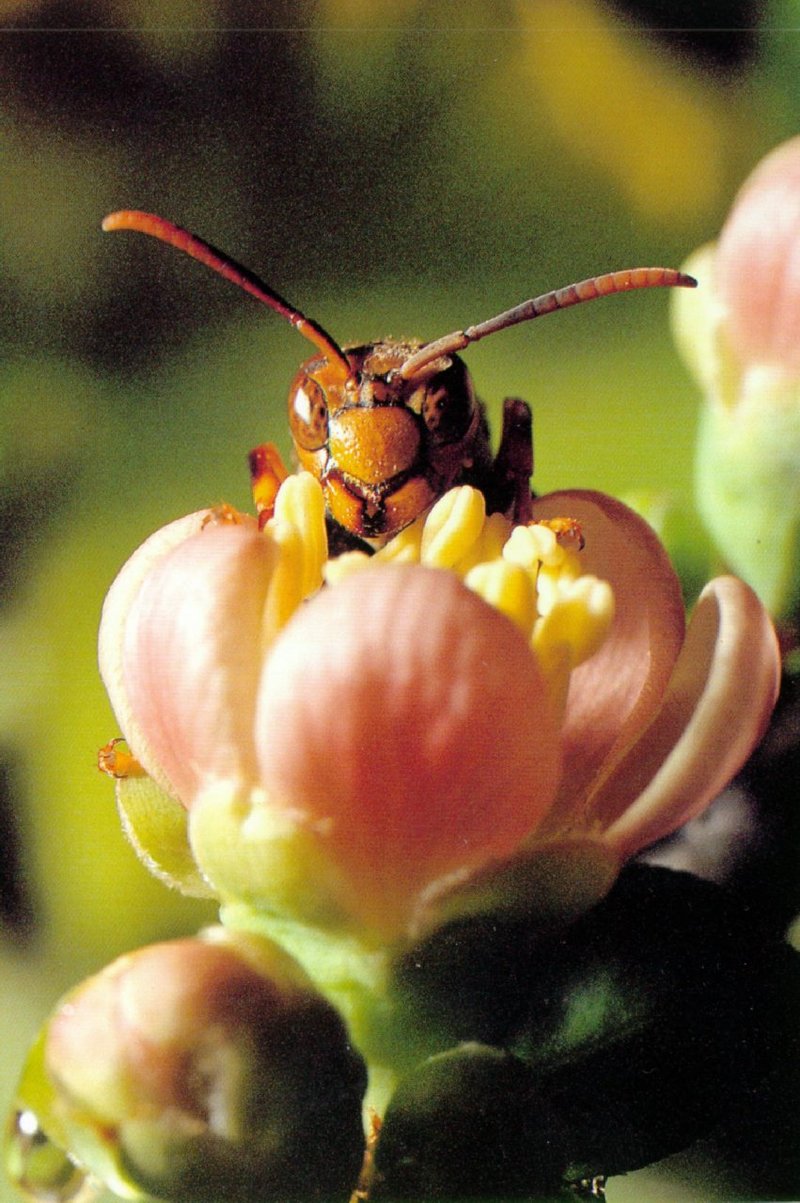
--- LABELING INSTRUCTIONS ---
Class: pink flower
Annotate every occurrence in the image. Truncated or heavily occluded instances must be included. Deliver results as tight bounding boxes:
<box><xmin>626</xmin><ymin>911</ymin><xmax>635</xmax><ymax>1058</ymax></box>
<box><xmin>98</xmin><ymin>477</ymin><xmax>779</xmax><ymax>944</ymax></box>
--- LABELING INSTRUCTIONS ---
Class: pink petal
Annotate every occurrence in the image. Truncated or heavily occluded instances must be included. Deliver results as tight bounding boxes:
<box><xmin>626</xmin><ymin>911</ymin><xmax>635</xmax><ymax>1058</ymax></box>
<box><xmin>254</xmin><ymin>564</ymin><xmax>562</xmax><ymax>938</ymax></box>
<box><xmin>99</xmin><ymin>510</ymin><xmax>211</xmax><ymax>797</ymax></box>
<box><xmin>599</xmin><ymin>575</ymin><xmax>780</xmax><ymax>860</ymax></box>
<box><xmin>716</xmin><ymin>136</ymin><xmax>800</xmax><ymax>371</ymax></box>
<box><xmin>531</xmin><ymin>490</ymin><xmax>686</xmax><ymax>831</ymax></box>
<box><xmin>111</xmin><ymin>518</ymin><xmax>274</xmax><ymax>805</ymax></box>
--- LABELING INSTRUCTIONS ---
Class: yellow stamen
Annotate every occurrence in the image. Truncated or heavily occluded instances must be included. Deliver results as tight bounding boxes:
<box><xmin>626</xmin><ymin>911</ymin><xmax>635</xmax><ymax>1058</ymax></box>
<box><xmin>316</xmin><ymin>482</ymin><xmax>615</xmax><ymax>718</ymax></box>
<box><xmin>260</xmin><ymin>523</ymin><xmax>307</xmax><ymax>647</ymax></box>
<box><xmin>325</xmin><ymin>549</ymin><xmax>373</xmax><ymax>586</ymax></box>
<box><xmin>420</xmin><ymin>485</ymin><xmax>487</xmax><ymax>568</ymax></box>
<box><xmin>454</xmin><ymin>511</ymin><xmax>513</xmax><ymax>575</ymax></box>
<box><xmin>258</xmin><ymin>474</ymin><xmax>330</xmax><ymax>646</ymax></box>
<box><xmin>530</xmin><ymin>638</ymin><xmax>574</xmax><ymax>718</ymax></box>
<box><xmin>533</xmin><ymin>576</ymin><xmax>615</xmax><ymax>670</ymax></box>
<box><xmin>464</xmin><ymin>560</ymin><xmax>537</xmax><ymax>635</ymax></box>
<box><xmin>375</xmin><ymin>517</ymin><xmax>425</xmax><ymax>564</ymax></box>
<box><xmin>270</xmin><ymin>472</ymin><xmax>328</xmax><ymax>598</ymax></box>
<box><xmin>503</xmin><ymin>521</ymin><xmax>563</xmax><ymax>569</ymax></box>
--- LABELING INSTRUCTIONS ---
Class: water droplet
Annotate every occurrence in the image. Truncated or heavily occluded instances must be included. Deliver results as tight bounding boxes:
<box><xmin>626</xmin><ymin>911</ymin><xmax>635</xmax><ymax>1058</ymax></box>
<box><xmin>4</xmin><ymin>1109</ymin><xmax>99</xmax><ymax>1203</ymax></box>
<box><xmin>569</xmin><ymin>1175</ymin><xmax>607</xmax><ymax>1199</ymax></box>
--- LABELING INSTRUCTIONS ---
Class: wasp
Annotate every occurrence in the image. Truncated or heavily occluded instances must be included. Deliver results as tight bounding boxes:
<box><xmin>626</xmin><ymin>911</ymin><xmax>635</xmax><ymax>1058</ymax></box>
<box><xmin>102</xmin><ymin>210</ymin><xmax>695</xmax><ymax>552</ymax></box>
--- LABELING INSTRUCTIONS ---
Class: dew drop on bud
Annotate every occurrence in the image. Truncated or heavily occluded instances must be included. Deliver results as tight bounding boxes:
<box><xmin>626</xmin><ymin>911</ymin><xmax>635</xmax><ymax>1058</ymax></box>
<box><xmin>569</xmin><ymin>1175</ymin><xmax>607</xmax><ymax>1199</ymax></box>
<box><xmin>4</xmin><ymin>1109</ymin><xmax>99</xmax><ymax>1203</ymax></box>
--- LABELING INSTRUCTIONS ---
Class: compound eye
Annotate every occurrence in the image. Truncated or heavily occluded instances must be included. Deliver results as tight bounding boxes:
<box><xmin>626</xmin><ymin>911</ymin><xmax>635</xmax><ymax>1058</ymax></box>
<box><xmin>421</xmin><ymin>375</ymin><xmax>475</xmax><ymax>445</ymax></box>
<box><xmin>289</xmin><ymin>376</ymin><xmax>329</xmax><ymax>451</ymax></box>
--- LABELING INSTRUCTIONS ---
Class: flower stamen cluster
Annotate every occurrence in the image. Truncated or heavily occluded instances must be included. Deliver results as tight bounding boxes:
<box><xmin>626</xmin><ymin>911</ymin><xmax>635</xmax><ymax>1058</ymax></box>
<box><xmin>325</xmin><ymin>484</ymin><xmax>615</xmax><ymax>718</ymax></box>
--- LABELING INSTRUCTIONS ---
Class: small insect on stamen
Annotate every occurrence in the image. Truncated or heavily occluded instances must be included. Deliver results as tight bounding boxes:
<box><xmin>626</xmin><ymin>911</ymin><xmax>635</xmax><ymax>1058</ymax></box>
<box><xmin>201</xmin><ymin>503</ymin><xmax>249</xmax><ymax>528</ymax></box>
<box><xmin>535</xmin><ymin>516</ymin><xmax>586</xmax><ymax>552</ymax></box>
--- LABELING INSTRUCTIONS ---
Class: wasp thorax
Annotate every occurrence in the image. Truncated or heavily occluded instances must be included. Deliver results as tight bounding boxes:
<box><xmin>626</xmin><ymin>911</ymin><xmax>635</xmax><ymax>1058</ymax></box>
<box><xmin>286</xmin><ymin>341</ymin><xmax>486</xmax><ymax>542</ymax></box>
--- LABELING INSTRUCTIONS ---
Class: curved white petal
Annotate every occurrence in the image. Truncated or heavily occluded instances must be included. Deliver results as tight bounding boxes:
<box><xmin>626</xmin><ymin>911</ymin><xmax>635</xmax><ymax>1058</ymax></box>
<box><xmin>118</xmin><ymin>520</ymin><xmax>276</xmax><ymax>805</ymax></box>
<box><xmin>98</xmin><ymin>511</ymin><xmax>211</xmax><ymax>797</ymax></box>
<box><xmin>531</xmin><ymin>490</ymin><xmax>685</xmax><ymax>832</ymax></box>
<box><xmin>597</xmin><ymin>576</ymin><xmax>780</xmax><ymax>860</ymax></box>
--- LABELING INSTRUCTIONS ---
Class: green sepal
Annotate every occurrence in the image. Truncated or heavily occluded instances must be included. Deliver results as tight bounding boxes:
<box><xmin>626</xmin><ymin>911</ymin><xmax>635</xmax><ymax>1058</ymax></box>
<box><xmin>373</xmin><ymin>1043</ymin><xmax>570</xmax><ymax>1201</ymax></box>
<box><xmin>116</xmin><ymin>773</ymin><xmax>217</xmax><ymax>899</ymax></box>
<box><xmin>414</xmin><ymin>836</ymin><xmax>618</xmax><ymax>939</ymax></box>
<box><xmin>510</xmin><ymin>863</ymin><xmax>799</xmax><ymax>1178</ymax></box>
<box><xmin>9</xmin><ymin>1021</ymin><xmax>147</xmax><ymax>1200</ymax></box>
<box><xmin>696</xmin><ymin>395</ymin><xmax>800</xmax><ymax>618</ymax></box>
<box><xmin>374</xmin><ymin>865</ymin><xmax>799</xmax><ymax>1196</ymax></box>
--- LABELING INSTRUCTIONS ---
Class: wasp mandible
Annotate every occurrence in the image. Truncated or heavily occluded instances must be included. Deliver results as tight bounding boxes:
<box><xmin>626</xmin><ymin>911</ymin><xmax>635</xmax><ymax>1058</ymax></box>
<box><xmin>102</xmin><ymin>210</ymin><xmax>695</xmax><ymax>552</ymax></box>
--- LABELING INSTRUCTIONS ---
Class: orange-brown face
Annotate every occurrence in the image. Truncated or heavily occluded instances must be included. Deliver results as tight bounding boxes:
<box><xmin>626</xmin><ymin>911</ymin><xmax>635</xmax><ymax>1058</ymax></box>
<box><xmin>287</xmin><ymin>341</ymin><xmax>483</xmax><ymax>542</ymax></box>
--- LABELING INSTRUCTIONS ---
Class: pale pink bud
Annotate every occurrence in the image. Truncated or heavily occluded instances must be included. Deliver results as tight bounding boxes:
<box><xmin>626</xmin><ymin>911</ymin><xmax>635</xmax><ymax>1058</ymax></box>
<box><xmin>716</xmin><ymin>135</ymin><xmax>800</xmax><ymax>371</ymax></box>
<box><xmin>44</xmin><ymin>928</ymin><xmax>366</xmax><ymax>1201</ymax></box>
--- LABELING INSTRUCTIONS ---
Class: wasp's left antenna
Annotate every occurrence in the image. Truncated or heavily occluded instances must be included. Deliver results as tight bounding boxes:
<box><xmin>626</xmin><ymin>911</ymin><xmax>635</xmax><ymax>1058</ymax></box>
<box><xmin>102</xmin><ymin>210</ymin><xmax>352</xmax><ymax>380</ymax></box>
<box><xmin>399</xmin><ymin>266</ymin><xmax>698</xmax><ymax>380</ymax></box>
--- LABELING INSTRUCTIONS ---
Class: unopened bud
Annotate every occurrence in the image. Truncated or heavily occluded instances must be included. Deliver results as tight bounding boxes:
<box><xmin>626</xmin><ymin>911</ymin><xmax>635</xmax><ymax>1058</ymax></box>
<box><xmin>35</xmin><ymin>928</ymin><xmax>366</xmax><ymax>1202</ymax></box>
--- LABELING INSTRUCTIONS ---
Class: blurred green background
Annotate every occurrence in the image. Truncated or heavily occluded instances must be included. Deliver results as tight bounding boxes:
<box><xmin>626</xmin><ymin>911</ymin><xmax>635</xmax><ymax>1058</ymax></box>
<box><xmin>0</xmin><ymin>1</ymin><xmax>796</xmax><ymax>1200</ymax></box>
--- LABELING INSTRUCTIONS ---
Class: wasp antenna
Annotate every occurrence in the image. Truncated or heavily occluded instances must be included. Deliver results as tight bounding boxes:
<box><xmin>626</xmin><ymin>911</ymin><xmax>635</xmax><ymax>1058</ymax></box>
<box><xmin>102</xmin><ymin>210</ymin><xmax>352</xmax><ymax>378</ymax></box>
<box><xmin>399</xmin><ymin>266</ymin><xmax>697</xmax><ymax>380</ymax></box>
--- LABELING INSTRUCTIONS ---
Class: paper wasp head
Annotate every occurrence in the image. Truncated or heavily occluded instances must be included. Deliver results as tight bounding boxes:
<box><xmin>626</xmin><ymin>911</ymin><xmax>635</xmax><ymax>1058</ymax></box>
<box><xmin>102</xmin><ymin>210</ymin><xmax>695</xmax><ymax>543</ymax></box>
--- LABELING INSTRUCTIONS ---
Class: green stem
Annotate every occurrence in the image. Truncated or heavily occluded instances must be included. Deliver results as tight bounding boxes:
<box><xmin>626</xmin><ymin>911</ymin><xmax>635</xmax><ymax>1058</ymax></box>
<box><xmin>220</xmin><ymin>902</ymin><xmax>416</xmax><ymax>1110</ymax></box>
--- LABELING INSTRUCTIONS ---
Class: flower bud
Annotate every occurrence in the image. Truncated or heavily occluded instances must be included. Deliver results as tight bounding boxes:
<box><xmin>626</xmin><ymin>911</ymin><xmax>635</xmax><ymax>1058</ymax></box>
<box><xmin>673</xmin><ymin>136</ymin><xmax>800</xmax><ymax>617</ymax></box>
<box><xmin>38</xmin><ymin>928</ymin><xmax>366</xmax><ymax>1202</ymax></box>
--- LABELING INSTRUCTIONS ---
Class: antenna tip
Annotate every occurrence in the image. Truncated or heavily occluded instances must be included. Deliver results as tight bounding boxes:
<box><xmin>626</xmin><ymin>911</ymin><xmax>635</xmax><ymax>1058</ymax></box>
<box><xmin>678</xmin><ymin>272</ymin><xmax>698</xmax><ymax>289</ymax></box>
<box><xmin>102</xmin><ymin>210</ymin><xmax>154</xmax><ymax>234</ymax></box>
<box><xmin>102</xmin><ymin>211</ymin><xmax>127</xmax><ymax>232</ymax></box>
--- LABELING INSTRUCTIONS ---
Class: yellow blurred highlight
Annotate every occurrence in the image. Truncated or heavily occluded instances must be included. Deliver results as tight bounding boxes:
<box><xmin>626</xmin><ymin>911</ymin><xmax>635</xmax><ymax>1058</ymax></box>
<box><xmin>495</xmin><ymin>0</ymin><xmax>730</xmax><ymax>223</ymax></box>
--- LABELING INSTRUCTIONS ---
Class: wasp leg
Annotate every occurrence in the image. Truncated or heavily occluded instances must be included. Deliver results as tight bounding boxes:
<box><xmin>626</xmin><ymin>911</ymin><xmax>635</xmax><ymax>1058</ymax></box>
<box><xmin>248</xmin><ymin>442</ymin><xmax>290</xmax><ymax>528</ymax></box>
<box><xmin>486</xmin><ymin>397</ymin><xmax>534</xmax><ymax>523</ymax></box>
